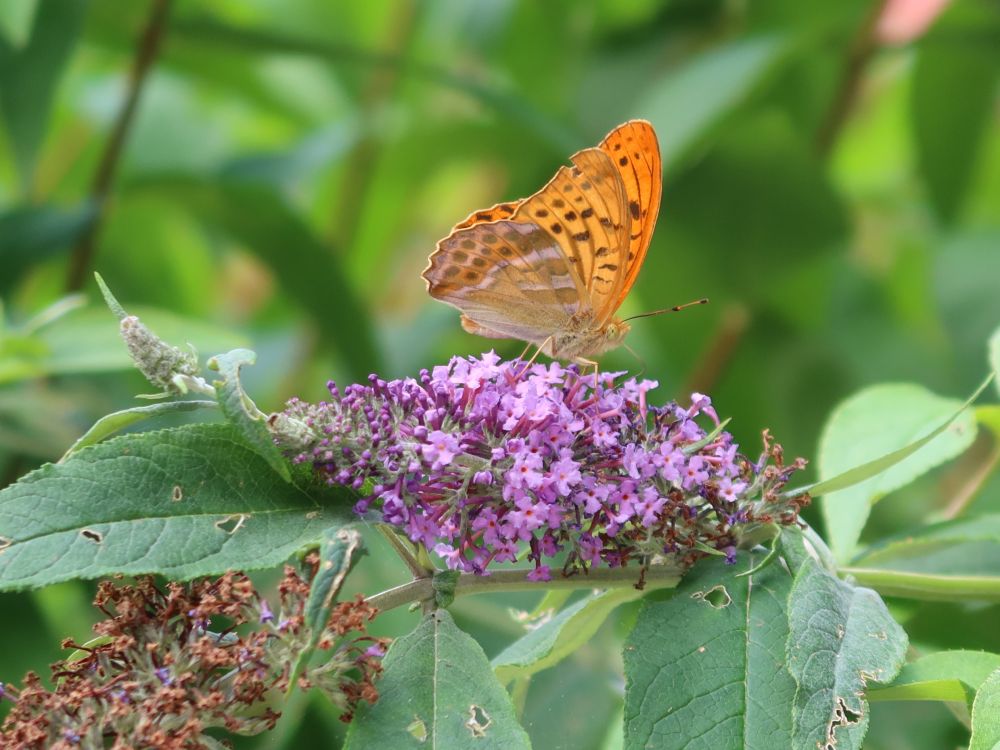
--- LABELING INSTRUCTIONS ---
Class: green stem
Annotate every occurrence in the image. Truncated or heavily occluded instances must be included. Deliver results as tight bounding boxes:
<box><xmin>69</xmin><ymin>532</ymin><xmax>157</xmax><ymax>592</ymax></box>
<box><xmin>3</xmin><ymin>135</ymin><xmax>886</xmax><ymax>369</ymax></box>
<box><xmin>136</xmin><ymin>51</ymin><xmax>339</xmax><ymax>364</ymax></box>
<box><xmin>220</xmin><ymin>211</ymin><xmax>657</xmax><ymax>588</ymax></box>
<box><xmin>365</xmin><ymin>564</ymin><xmax>682</xmax><ymax>614</ymax></box>
<box><xmin>814</xmin><ymin>0</ymin><xmax>891</xmax><ymax>157</ymax></box>
<box><xmin>66</xmin><ymin>0</ymin><xmax>173</xmax><ymax>291</ymax></box>
<box><xmin>376</xmin><ymin>524</ymin><xmax>431</xmax><ymax>578</ymax></box>
<box><xmin>841</xmin><ymin>566</ymin><xmax>1000</xmax><ymax>602</ymax></box>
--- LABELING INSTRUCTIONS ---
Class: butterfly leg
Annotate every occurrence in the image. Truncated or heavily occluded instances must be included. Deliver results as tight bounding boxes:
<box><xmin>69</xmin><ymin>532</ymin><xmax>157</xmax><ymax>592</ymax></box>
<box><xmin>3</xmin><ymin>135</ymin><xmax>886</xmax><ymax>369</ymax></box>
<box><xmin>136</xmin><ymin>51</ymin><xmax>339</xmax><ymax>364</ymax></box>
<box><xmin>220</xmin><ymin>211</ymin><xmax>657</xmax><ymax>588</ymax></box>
<box><xmin>574</xmin><ymin>356</ymin><xmax>601</xmax><ymax>391</ymax></box>
<box><xmin>515</xmin><ymin>341</ymin><xmax>533</xmax><ymax>366</ymax></box>
<box><xmin>515</xmin><ymin>336</ymin><xmax>554</xmax><ymax>380</ymax></box>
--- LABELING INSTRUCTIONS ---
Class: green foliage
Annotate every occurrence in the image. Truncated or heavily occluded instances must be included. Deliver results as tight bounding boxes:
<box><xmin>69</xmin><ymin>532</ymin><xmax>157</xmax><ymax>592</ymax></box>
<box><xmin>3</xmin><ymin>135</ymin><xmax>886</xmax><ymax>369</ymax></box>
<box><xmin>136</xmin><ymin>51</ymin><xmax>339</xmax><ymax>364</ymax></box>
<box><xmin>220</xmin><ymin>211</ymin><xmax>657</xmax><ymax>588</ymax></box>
<box><xmin>639</xmin><ymin>35</ymin><xmax>788</xmax><ymax>170</ymax></box>
<box><xmin>871</xmin><ymin>649</ymin><xmax>1000</xmax><ymax>703</ymax></box>
<box><xmin>912</xmin><ymin>2</ymin><xmax>1000</xmax><ymax>223</ymax></box>
<box><xmin>0</xmin><ymin>0</ymin><xmax>87</xmax><ymax>188</ymax></box>
<box><xmin>0</xmin><ymin>204</ymin><xmax>96</xmax><ymax>294</ymax></box>
<box><xmin>817</xmin><ymin>381</ymin><xmax>981</xmax><ymax>560</ymax></box>
<box><xmin>0</xmin><ymin>423</ymin><xmax>352</xmax><ymax>590</ymax></box>
<box><xmin>970</xmin><ymin>668</ymin><xmax>1000</xmax><ymax>750</ymax></box>
<box><xmin>60</xmin><ymin>399</ymin><xmax>217</xmax><ymax>458</ymax></box>
<box><xmin>623</xmin><ymin>552</ymin><xmax>797</xmax><ymax>749</ymax></box>
<box><xmin>1</xmin><ymin>0</ymin><xmax>1000</xmax><ymax>747</ymax></box>
<box><xmin>787</xmin><ymin>558</ymin><xmax>907</xmax><ymax>749</ymax></box>
<box><xmin>291</xmin><ymin>527</ymin><xmax>365</xmax><ymax>688</ymax></box>
<box><xmin>209</xmin><ymin>348</ymin><xmax>291</xmax><ymax>480</ymax></box>
<box><xmin>345</xmin><ymin>609</ymin><xmax>531</xmax><ymax>750</ymax></box>
<box><xmin>492</xmin><ymin>588</ymin><xmax>643</xmax><ymax>685</ymax></box>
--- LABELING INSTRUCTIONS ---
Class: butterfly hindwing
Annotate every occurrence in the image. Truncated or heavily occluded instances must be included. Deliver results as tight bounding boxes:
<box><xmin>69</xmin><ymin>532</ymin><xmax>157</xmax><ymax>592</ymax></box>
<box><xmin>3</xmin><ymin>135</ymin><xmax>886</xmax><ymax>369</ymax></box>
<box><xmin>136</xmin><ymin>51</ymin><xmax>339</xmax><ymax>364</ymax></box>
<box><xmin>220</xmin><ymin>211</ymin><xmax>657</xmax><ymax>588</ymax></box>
<box><xmin>424</xmin><ymin>219</ymin><xmax>588</xmax><ymax>346</ymax></box>
<box><xmin>450</xmin><ymin>200</ymin><xmax>521</xmax><ymax>231</ymax></box>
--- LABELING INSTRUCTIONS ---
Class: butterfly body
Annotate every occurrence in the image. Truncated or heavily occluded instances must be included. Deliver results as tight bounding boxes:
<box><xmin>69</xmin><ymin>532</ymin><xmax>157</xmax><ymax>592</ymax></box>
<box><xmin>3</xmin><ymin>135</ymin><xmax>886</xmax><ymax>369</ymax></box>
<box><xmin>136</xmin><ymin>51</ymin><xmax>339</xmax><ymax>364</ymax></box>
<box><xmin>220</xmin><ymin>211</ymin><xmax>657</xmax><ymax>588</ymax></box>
<box><xmin>547</xmin><ymin>312</ymin><xmax>630</xmax><ymax>361</ymax></box>
<box><xmin>424</xmin><ymin>120</ymin><xmax>661</xmax><ymax>364</ymax></box>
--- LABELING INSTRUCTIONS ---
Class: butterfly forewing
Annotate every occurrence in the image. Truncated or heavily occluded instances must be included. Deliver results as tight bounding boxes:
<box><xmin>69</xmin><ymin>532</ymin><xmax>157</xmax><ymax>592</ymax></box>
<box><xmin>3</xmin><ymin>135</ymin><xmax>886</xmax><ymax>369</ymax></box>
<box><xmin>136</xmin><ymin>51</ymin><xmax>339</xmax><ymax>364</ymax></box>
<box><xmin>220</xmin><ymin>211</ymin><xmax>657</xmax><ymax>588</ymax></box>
<box><xmin>424</xmin><ymin>220</ymin><xmax>586</xmax><ymax>345</ymax></box>
<box><xmin>506</xmin><ymin>147</ymin><xmax>631</xmax><ymax>324</ymax></box>
<box><xmin>598</xmin><ymin>120</ymin><xmax>661</xmax><ymax>315</ymax></box>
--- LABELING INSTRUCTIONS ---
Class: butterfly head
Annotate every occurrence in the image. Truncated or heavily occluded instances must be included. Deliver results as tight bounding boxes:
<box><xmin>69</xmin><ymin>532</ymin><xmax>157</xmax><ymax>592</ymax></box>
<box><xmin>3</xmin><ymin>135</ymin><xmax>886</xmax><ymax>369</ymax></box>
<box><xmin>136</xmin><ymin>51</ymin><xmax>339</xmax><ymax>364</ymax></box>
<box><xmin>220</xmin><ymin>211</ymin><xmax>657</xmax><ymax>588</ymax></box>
<box><xmin>602</xmin><ymin>318</ymin><xmax>631</xmax><ymax>350</ymax></box>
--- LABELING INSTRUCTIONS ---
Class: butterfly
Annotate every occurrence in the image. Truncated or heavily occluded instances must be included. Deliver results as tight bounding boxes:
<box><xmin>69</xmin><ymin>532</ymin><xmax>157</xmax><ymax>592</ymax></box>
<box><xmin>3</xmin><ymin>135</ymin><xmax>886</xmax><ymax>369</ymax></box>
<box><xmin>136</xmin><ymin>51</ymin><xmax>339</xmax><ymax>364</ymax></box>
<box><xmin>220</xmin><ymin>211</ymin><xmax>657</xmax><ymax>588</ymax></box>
<box><xmin>423</xmin><ymin>120</ymin><xmax>662</xmax><ymax>366</ymax></box>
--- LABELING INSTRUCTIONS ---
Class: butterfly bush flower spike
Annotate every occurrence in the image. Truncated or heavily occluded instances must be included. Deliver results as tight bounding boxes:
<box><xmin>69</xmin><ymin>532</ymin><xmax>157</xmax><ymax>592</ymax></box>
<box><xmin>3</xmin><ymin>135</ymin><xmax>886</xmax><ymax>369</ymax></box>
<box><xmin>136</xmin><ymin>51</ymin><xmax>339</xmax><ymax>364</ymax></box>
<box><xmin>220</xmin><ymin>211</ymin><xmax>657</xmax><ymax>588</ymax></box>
<box><xmin>276</xmin><ymin>354</ymin><xmax>809</xmax><ymax>580</ymax></box>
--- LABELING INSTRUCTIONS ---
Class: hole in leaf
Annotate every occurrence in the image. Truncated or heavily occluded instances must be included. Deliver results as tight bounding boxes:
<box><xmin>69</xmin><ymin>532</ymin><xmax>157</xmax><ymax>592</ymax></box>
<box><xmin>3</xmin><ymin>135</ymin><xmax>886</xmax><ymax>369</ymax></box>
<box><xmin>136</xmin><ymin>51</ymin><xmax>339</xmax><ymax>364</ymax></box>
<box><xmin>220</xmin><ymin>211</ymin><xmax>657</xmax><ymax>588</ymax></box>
<box><xmin>215</xmin><ymin>514</ymin><xmax>248</xmax><ymax>534</ymax></box>
<box><xmin>465</xmin><ymin>705</ymin><xmax>492</xmax><ymax>737</ymax></box>
<box><xmin>691</xmin><ymin>585</ymin><xmax>731</xmax><ymax>609</ymax></box>
<box><xmin>823</xmin><ymin>697</ymin><xmax>863</xmax><ymax>748</ymax></box>
<box><xmin>81</xmin><ymin>529</ymin><xmax>103</xmax><ymax>544</ymax></box>
<box><xmin>407</xmin><ymin>717</ymin><xmax>428</xmax><ymax>742</ymax></box>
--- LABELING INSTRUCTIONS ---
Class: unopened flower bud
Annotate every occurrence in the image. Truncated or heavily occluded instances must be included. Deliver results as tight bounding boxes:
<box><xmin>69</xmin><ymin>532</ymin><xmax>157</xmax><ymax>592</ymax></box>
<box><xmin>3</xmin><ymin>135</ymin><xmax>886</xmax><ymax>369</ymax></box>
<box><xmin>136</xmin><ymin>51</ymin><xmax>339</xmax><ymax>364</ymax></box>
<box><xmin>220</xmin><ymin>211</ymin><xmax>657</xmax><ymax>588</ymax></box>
<box><xmin>120</xmin><ymin>315</ymin><xmax>202</xmax><ymax>395</ymax></box>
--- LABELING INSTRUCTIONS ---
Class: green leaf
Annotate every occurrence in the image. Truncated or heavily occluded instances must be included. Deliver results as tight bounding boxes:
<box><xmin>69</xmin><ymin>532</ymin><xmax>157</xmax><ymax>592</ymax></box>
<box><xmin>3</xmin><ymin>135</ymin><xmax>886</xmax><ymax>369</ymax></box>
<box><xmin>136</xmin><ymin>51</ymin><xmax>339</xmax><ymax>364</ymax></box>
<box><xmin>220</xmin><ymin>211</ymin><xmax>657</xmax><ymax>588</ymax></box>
<box><xmin>0</xmin><ymin>0</ymin><xmax>87</xmax><ymax>188</ymax></box>
<box><xmin>290</xmin><ymin>527</ymin><xmax>364</xmax><ymax>689</ymax></box>
<box><xmin>144</xmin><ymin>177</ymin><xmax>381</xmax><ymax>380</ymax></box>
<box><xmin>912</xmin><ymin>6</ymin><xmax>1000</xmax><ymax>224</ymax></box>
<box><xmin>208</xmin><ymin>348</ymin><xmax>290</xmax><ymax>482</ymax></box>
<box><xmin>345</xmin><ymin>608</ymin><xmax>531</xmax><ymax>749</ymax></box>
<box><xmin>787</xmin><ymin>559</ymin><xmax>907</xmax><ymax>750</ymax></box>
<box><xmin>303</xmin><ymin>528</ymin><xmax>363</xmax><ymax>637</ymax></box>
<box><xmin>870</xmin><ymin>650</ymin><xmax>1000</xmax><ymax>704</ymax></box>
<box><xmin>0</xmin><ymin>423</ymin><xmax>353</xmax><ymax>591</ymax></box>
<box><xmin>0</xmin><ymin>204</ymin><xmax>97</xmax><ymax>294</ymax></box>
<box><xmin>623</xmin><ymin>553</ymin><xmax>797</xmax><ymax>750</ymax></box>
<box><xmin>168</xmin><ymin>16</ymin><xmax>577</xmax><ymax>153</ymax></box>
<box><xmin>637</xmin><ymin>35</ymin><xmax>788</xmax><ymax>169</ymax></box>
<box><xmin>796</xmin><ymin>375</ymin><xmax>994</xmax><ymax>501</ymax></box>
<box><xmin>0</xmin><ymin>1</ymin><xmax>38</xmax><ymax>47</ymax></box>
<box><xmin>60</xmin><ymin>400</ymin><xmax>218</xmax><ymax>460</ymax></box>
<box><xmin>493</xmin><ymin>587</ymin><xmax>643</xmax><ymax>685</ymax></box>
<box><xmin>815</xmin><ymin>381</ymin><xmax>982</xmax><ymax>560</ymax></box>
<box><xmin>851</xmin><ymin>514</ymin><xmax>1000</xmax><ymax>576</ymax></box>
<box><xmin>970</xmin><ymin>668</ymin><xmax>1000</xmax><ymax>750</ymax></box>
<box><xmin>93</xmin><ymin>272</ymin><xmax>128</xmax><ymax>320</ymax></box>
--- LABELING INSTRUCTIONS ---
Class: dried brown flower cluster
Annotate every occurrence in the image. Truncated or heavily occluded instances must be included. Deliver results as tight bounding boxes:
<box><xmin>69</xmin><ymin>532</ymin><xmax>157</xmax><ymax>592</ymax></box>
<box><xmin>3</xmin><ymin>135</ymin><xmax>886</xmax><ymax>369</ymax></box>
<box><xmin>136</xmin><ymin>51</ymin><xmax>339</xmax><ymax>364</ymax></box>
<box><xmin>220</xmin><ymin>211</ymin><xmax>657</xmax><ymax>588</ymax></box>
<box><xmin>1</xmin><ymin>562</ymin><xmax>387</xmax><ymax>749</ymax></box>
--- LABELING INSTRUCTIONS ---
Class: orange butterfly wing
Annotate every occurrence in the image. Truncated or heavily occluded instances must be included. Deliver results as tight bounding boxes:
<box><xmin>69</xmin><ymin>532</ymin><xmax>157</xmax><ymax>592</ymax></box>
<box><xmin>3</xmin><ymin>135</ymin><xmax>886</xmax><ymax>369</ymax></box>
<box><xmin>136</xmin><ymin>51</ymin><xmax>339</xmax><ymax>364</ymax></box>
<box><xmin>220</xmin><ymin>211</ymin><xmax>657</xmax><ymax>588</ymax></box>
<box><xmin>596</xmin><ymin>120</ymin><xmax>662</xmax><ymax>319</ymax></box>
<box><xmin>424</xmin><ymin>120</ymin><xmax>662</xmax><ymax>351</ymax></box>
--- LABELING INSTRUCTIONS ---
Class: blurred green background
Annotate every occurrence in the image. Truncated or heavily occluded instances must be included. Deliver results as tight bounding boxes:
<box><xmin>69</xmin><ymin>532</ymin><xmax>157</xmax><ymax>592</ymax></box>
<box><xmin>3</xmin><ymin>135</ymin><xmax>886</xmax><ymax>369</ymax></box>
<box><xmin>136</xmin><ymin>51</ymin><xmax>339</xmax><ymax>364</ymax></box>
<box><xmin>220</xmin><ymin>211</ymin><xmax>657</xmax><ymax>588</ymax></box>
<box><xmin>1</xmin><ymin>0</ymin><xmax>999</xmax><ymax>747</ymax></box>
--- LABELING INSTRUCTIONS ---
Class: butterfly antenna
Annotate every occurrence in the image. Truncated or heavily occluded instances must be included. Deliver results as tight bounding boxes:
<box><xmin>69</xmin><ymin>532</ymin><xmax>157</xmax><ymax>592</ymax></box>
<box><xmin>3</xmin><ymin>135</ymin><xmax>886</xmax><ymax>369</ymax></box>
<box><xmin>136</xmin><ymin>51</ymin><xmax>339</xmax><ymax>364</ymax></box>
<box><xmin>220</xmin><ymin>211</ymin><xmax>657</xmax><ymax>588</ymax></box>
<box><xmin>624</xmin><ymin>297</ymin><xmax>709</xmax><ymax>322</ymax></box>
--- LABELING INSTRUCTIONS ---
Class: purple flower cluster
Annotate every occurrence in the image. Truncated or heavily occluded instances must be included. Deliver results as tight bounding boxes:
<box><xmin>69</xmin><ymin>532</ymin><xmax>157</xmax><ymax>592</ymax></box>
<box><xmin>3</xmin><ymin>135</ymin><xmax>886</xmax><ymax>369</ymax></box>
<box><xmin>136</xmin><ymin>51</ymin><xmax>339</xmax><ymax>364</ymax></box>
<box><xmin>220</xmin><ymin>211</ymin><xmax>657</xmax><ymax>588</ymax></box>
<box><xmin>277</xmin><ymin>354</ymin><xmax>808</xmax><ymax>580</ymax></box>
